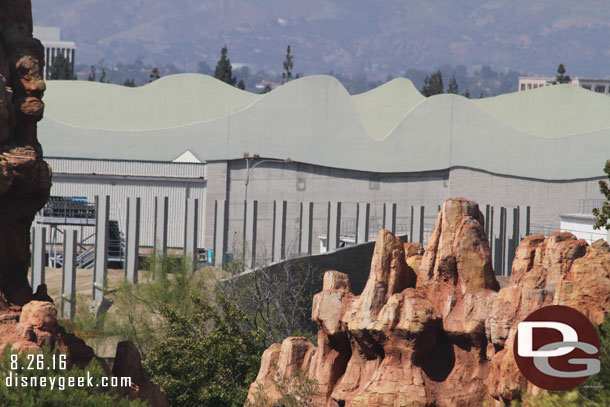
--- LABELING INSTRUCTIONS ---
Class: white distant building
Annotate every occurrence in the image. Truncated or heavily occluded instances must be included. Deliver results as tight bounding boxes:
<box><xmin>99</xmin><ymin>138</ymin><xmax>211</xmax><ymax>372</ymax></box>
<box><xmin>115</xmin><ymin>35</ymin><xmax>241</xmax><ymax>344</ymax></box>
<box><xmin>519</xmin><ymin>76</ymin><xmax>610</xmax><ymax>94</ymax></box>
<box><xmin>33</xmin><ymin>26</ymin><xmax>76</xmax><ymax>79</ymax></box>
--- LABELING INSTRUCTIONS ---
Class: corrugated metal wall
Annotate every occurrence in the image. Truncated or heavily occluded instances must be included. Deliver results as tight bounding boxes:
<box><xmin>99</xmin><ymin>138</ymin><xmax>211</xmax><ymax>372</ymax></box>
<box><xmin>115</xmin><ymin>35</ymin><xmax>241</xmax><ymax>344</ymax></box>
<box><xmin>37</xmin><ymin>159</ymin><xmax>207</xmax><ymax>249</ymax></box>
<box><xmin>47</xmin><ymin>157</ymin><xmax>205</xmax><ymax>178</ymax></box>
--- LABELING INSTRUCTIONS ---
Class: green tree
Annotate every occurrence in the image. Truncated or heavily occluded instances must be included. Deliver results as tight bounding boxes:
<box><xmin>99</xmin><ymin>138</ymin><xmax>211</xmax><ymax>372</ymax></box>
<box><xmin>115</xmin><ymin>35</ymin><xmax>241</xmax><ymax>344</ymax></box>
<box><xmin>260</xmin><ymin>84</ymin><xmax>272</xmax><ymax>94</ymax></box>
<box><xmin>214</xmin><ymin>45</ymin><xmax>236</xmax><ymax>86</ymax></box>
<box><xmin>281</xmin><ymin>45</ymin><xmax>294</xmax><ymax>84</ymax></box>
<box><xmin>149</xmin><ymin>67</ymin><xmax>160</xmax><ymax>83</ymax></box>
<box><xmin>237</xmin><ymin>79</ymin><xmax>246</xmax><ymax>90</ymax></box>
<box><xmin>462</xmin><ymin>89</ymin><xmax>470</xmax><ymax>98</ymax></box>
<box><xmin>123</xmin><ymin>78</ymin><xmax>136</xmax><ymax>87</ymax></box>
<box><xmin>145</xmin><ymin>295</ymin><xmax>265</xmax><ymax>407</ymax></box>
<box><xmin>48</xmin><ymin>54</ymin><xmax>75</xmax><ymax>80</ymax></box>
<box><xmin>421</xmin><ymin>70</ymin><xmax>444</xmax><ymax>97</ymax></box>
<box><xmin>99</xmin><ymin>68</ymin><xmax>108</xmax><ymax>83</ymax></box>
<box><xmin>579</xmin><ymin>313</ymin><xmax>610</xmax><ymax>399</ymax></box>
<box><xmin>87</xmin><ymin>65</ymin><xmax>96</xmax><ymax>81</ymax></box>
<box><xmin>554</xmin><ymin>63</ymin><xmax>571</xmax><ymax>84</ymax></box>
<box><xmin>593</xmin><ymin>160</ymin><xmax>610</xmax><ymax>230</ymax></box>
<box><xmin>447</xmin><ymin>75</ymin><xmax>459</xmax><ymax>94</ymax></box>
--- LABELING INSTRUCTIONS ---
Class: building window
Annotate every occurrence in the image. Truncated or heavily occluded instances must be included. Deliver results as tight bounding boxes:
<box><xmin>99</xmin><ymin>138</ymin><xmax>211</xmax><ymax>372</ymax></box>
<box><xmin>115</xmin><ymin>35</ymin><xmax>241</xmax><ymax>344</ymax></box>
<box><xmin>533</xmin><ymin>84</ymin><xmax>538</xmax><ymax>88</ymax></box>
<box><xmin>582</xmin><ymin>85</ymin><xmax>591</xmax><ymax>90</ymax></box>
<box><xmin>528</xmin><ymin>84</ymin><xmax>532</xmax><ymax>90</ymax></box>
<box><xmin>595</xmin><ymin>85</ymin><xmax>606</xmax><ymax>93</ymax></box>
<box><xmin>520</xmin><ymin>84</ymin><xmax>525</xmax><ymax>91</ymax></box>
<box><xmin>296</xmin><ymin>177</ymin><xmax>306</xmax><ymax>191</ymax></box>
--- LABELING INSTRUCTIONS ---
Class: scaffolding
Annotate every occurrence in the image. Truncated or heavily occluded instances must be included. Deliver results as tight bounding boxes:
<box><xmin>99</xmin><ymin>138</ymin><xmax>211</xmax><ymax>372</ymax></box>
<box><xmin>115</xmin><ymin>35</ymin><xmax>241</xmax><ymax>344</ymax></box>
<box><xmin>34</xmin><ymin>196</ymin><xmax>125</xmax><ymax>268</ymax></box>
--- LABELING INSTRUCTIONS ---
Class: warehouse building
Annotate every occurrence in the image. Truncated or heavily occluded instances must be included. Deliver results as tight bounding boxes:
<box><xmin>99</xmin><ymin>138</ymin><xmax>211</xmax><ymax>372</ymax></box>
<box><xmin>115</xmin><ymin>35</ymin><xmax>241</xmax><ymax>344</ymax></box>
<box><xmin>37</xmin><ymin>74</ymin><xmax>610</xmax><ymax>261</ymax></box>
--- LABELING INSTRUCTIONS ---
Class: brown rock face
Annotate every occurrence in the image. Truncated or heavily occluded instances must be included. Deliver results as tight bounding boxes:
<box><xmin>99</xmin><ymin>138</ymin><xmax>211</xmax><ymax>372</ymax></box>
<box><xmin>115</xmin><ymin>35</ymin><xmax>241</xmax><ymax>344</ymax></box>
<box><xmin>113</xmin><ymin>342</ymin><xmax>170</xmax><ymax>407</ymax></box>
<box><xmin>248</xmin><ymin>198</ymin><xmax>610</xmax><ymax>406</ymax></box>
<box><xmin>0</xmin><ymin>0</ymin><xmax>51</xmax><ymax>306</ymax></box>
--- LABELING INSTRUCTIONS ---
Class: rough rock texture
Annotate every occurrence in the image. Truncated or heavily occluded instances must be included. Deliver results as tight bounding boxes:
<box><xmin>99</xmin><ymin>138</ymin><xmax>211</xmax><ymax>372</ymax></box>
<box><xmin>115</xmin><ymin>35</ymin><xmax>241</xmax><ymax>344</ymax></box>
<box><xmin>0</xmin><ymin>0</ymin><xmax>52</xmax><ymax>306</ymax></box>
<box><xmin>113</xmin><ymin>341</ymin><xmax>170</xmax><ymax>407</ymax></box>
<box><xmin>248</xmin><ymin>198</ymin><xmax>610</xmax><ymax>406</ymax></box>
<box><xmin>0</xmin><ymin>4</ymin><xmax>167</xmax><ymax>407</ymax></box>
<box><xmin>0</xmin><ymin>300</ymin><xmax>95</xmax><ymax>368</ymax></box>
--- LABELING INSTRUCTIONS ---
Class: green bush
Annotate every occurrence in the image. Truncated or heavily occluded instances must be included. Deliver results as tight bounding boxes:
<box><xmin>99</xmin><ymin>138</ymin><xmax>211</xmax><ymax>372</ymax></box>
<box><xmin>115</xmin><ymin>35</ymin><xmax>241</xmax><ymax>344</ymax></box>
<box><xmin>0</xmin><ymin>345</ymin><xmax>147</xmax><ymax>407</ymax></box>
<box><xmin>60</xmin><ymin>255</ymin><xmax>215</xmax><ymax>357</ymax></box>
<box><xmin>144</xmin><ymin>295</ymin><xmax>265</xmax><ymax>407</ymax></box>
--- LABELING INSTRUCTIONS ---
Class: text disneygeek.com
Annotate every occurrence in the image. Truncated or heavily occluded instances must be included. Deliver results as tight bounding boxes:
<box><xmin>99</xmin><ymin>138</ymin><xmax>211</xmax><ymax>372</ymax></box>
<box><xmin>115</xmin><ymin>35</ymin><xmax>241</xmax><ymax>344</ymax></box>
<box><xmin>5</xmin><ymin>353</ymin><xmax>131</xmax><ymax>391</ymax></box>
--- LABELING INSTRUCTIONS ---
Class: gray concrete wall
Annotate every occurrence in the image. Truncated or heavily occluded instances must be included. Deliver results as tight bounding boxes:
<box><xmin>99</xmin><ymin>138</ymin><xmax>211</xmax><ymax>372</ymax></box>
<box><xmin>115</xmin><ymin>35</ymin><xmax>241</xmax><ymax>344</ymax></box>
<box><xmin>224</xmin><ymin>160</ymin><xmax>448</xmax><ymax>262</ymax></box>
<box><xmin>204</xmin><ymin>161</ymin><xmax>229</xmax><ymax>248</ymax></box>
<box><xmin>448</xmin><ymin>167</ymin><xmax>605</xmax><ymax>229</ymax></box>
<box><xmin>220</xmin><ymin>161</ymin><xmax>604</xmax><ymax>262</ymax></box>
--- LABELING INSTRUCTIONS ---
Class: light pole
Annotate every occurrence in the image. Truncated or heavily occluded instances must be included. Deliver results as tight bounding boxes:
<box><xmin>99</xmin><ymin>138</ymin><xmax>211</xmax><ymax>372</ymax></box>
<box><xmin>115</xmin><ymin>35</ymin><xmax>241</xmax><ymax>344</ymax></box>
<box><xmin>243</xmin><ymin>153</ymin><xmax>292</xmax><ymax>202</ymax></box>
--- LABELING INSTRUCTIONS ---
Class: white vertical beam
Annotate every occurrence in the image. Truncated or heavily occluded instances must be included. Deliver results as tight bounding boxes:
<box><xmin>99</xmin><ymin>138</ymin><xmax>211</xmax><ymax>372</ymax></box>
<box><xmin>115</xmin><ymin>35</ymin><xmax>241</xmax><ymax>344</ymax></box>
<box><xmin>356</xmin><ymin>202</ymin><xmax>370</xmax><ymax>244</ymax></box>
<box><xmin>244</xmin><ymin>200</ymin><xmax>258</xmax><ymax>268</ymax></box>
<box><xmin>61</xmin><ymin>230</ymin><xmax>77</xmax><ymax>320</ymax></box>
<box><xmin>213</xmin><ymin>200</ymin><xmax>227</xmax><ymax>268</ymax></box>
<box><xmin>125</xmin><ymin>197</ymin><xmax>140</xmax><ymax>283</ymax></box>
<box><xmin>299</xmin><ymin>202</ymin><xmax>313</xmax><ymax>255</ymax></box>
<box><xmin>184</xmin><ymin>198</ymin><xmax>199</xmax><ymax>271</ymax></box>
<box><xmin>327</xmin><ymin>202</ymin><xmax>341</xmax><ymax>251</ymax></box>
<box><xmin>32</xmin><ymin>227</ymin><xmax>46</xmax><ymax>293</ymax></box>
<box><xmin>272</xmin><ymin>200</ymin><xmax>287</xmax><ymax>262</ymax></box>
<box><xmin>93</xmin><ymin>195</ymin><xmax>109</xmax><ymax>303</ymax></box>
<box><xmin>410</xmin><ymin>205</ymin><xmax>424</xmax><ymax>243</ymax></box>
<box><xmin>383</xmin><ymin>202</ymin><xmax>397</xmax><ymax>233</ymax></box>
<box><xmin>154</xmin><ymin>196</ymin><xmax>169</xmax><ymax>257</ymax></box>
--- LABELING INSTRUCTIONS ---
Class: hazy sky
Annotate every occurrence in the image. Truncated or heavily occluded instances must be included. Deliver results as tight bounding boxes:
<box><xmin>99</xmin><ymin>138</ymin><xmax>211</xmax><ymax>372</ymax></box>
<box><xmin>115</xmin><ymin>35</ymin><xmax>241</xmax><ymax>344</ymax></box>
<box><xmin>31</xmin><ymin>1</ymin><xmax>610</xmax><ymax>78</ymax></box>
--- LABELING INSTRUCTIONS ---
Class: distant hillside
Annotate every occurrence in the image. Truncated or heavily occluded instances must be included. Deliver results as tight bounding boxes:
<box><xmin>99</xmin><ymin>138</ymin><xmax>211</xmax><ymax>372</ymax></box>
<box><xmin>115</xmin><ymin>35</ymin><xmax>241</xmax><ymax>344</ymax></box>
<box><xmin>31</xmin><ymin>0</ymin><xmax>610</xmax><ymax>78</ymax></box>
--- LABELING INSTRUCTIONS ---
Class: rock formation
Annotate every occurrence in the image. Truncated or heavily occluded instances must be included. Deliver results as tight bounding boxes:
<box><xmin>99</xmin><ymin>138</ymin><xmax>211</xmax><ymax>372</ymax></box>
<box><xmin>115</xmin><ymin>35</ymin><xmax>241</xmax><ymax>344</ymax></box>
<box><xmin>0</xmin><ymin>3</ymin><xmax>167</xmax><ymax>406</ymax></box>
<box><xmin>0</xmin><ymin>0</ymin><xmax>52</xmax><ymax>306</ymax></box>
<box><xmin>248</xmin><ymin>198</ymin><xmax>610</xmax><ymax>406</ymax></box>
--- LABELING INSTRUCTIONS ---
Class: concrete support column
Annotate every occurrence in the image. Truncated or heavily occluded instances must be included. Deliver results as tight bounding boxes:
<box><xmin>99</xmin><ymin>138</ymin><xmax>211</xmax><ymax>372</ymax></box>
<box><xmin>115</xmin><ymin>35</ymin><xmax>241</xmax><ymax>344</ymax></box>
<box><xmin>61</xmin><ymin>230</ymin><xmax>77</xmax><ymax>320</ymax></box>
<box><xmin>299</xmin><ymin>202</ymin><xmax>313</xmax><ymax>255</ymax></box>
<box><xmin>213</xmin><ymin>200</ymin><xmax>228</xmax><ymax>268</ymax></box>
<box><xmin>383</xmin><ymin>202</ymin><xmax>396</xmax><ymax>233</ymax></box>
<box><xmin>492</xmin><ymin>207</ymin><xmax>506</xmax><ymax>276</ymax></box>
<box><xmin>488</xmin><ymin>206</ymin><xmax>495</xmax><ymax>248</ymax></box>
<box><xmin>484</xmin><ymin>204</ymin><xmax>492</xmax><ymax>240</ymax></box>
<box><xmin>356</xmin><ymin>203</ymin><xmax>370</xmax><ymax>244</ymax></box>
<box><xmin>31</xmin><ymin>227</ymin><xmax>46</xmax><ymax>294</ymax></box>
<box><xmin>93</xmin><ymin>195</ymin><xmax>109</xmax><ymax>303</ymax></box>
<box><xmin>327</xmin><ymin>202</ymin><xmax>342</xmax><ymax>251</ymax></box>
<box><xmin>125</xmin><ymin>197</ymin><xmax>141</xmax><ymax>283</ymax></box>
<box><xmin>184</xmin><ymin>198</ymin><xmax>199</xmax><ymax>271</ymax></box>
<box><xmin>244</xmin><ymin>200</ymin><xmax>258</xmax><ymax>268</ymax></box>
<box><xmin>410</xmin><ymin>205</ymin><xmax>424</xmax><ymax>243</ymax></box>
<box><xmin>205</xmin><ymin>161</ymin><xmax>228</xmax><ymax>251</ymax></box>
<box><xmin>504</xmin><ymin>207</ymin><xmax>518</xmax><ymax>276</ymax></box>
<box><xmin>154</xmin><ymin>196</ymin><xmax>169</xmax><ymax>258</ymax></box>
<box><xmin>272</xmin><ymin>200</ymin><xmax>287</xmax><ymax>262</ymax></box>
<box><xmin>518</xmin><ymin>205</ymin><xmax>531</xmax><ymax>241</ymax></box>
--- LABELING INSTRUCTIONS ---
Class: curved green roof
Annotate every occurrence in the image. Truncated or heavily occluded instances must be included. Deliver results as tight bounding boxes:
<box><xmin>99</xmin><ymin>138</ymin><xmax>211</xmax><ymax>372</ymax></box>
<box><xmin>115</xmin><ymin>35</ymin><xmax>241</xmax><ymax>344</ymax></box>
<box><xmin>474</xmin><ymin>84</ymin><xmax>610</xmax><ymax>139</ymax></box>
<box><xmin>39</xmin><ymin>74</ymin><xmax>610</xmax><ymax>180</ymax></box>
<box><xmin>43</xmin><ymin>74</ymin><xmax>260</xmax><ymax>131</ymax></box>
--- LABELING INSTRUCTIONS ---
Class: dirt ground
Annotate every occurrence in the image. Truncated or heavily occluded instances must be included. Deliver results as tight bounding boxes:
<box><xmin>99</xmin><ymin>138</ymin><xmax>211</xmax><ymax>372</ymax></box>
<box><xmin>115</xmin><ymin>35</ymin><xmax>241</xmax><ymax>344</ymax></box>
<box><xmin>31</xmin><ymin>267</ymin><xmax>128</xmax><ymax>304</ymax></box>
